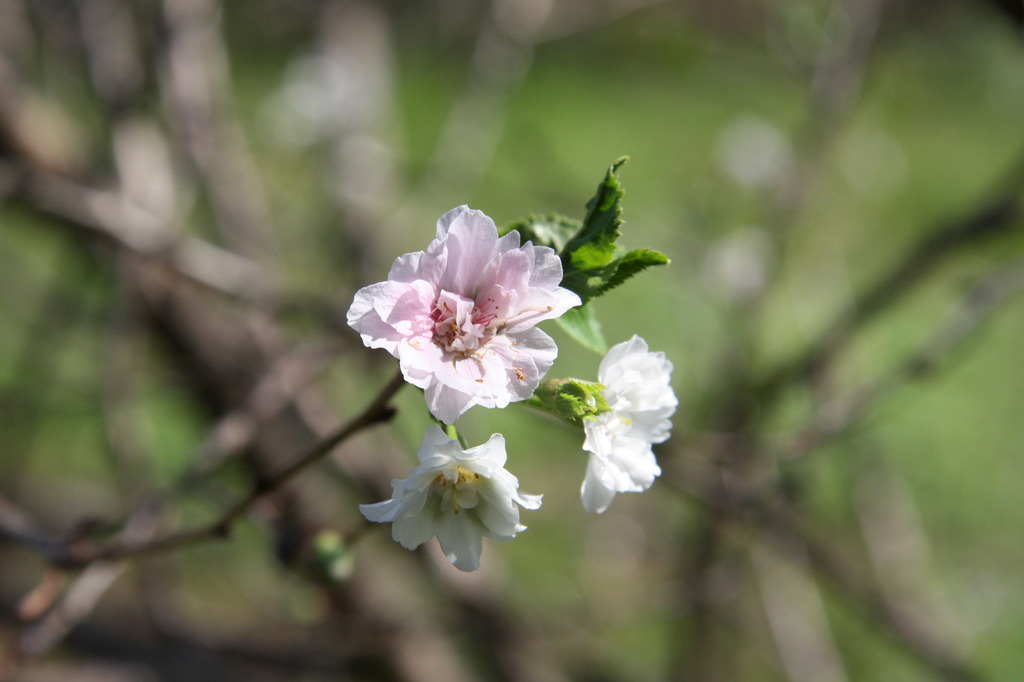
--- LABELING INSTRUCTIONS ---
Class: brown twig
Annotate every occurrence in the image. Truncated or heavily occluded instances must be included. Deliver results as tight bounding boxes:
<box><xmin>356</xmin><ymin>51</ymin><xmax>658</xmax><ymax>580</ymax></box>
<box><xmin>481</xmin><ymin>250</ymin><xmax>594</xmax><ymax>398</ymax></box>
<box><xmin>0</xmin><ymin>370</ymin><xmax>405</xmax><ymax>568</ymax></box>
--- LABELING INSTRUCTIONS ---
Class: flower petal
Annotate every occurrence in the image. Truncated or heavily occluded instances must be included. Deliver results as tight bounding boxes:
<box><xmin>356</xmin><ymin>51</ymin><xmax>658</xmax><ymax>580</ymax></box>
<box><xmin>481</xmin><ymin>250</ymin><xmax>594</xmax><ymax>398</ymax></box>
<box><xmin>424</xmin><ymin>381</ymin><xmax>476</xmax><ymax>425</ymax></box>
<box><xmin>348</xmin><ymin>205</ymin><xmax>580</xmax><ymax>423</ymax></box>
<box><xmin>437</xmin><ymin>512</ymin><xmax>484</xmax><ymax>571</ymax></box>
<box><xmin>579</xmin><ymin>336</ymin><xmax>677</xmax><ymax>513</ymax></box>
<box><xmin>580</xmin><ymin>454</ymin><xmax>619</xmax><ymax>514</ymax></box>
<box><xmin>362</xmin><ymin>427</ymin><xmax>537</xmax><ymax>570</ymax></box>
<box><xmin>392</xmin><ymin>500</ymin><xmax>441</xmax><ymax>550</ymax></box>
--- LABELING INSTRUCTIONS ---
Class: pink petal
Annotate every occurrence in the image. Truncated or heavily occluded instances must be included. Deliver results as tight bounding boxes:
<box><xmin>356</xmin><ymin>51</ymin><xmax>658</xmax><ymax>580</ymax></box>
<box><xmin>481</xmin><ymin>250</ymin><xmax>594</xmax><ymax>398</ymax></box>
<box><xmin>397</xmin><ymin>337</ymin><xmax>444</xmax><ymax>389</ymax></box>
<box><xmin>435</xmin><ymin>207</ymin><xmax>502</xmax><ymax>295</ymax></box>
<box><xmin>523</xmin><ymin>242</ymin><xmax>565</xmax><ymax>290</ymax></box>
<box><xmin>498</xmin><ymin>327</ymin><xmax>558</xmax><ymax>400</ymax></box>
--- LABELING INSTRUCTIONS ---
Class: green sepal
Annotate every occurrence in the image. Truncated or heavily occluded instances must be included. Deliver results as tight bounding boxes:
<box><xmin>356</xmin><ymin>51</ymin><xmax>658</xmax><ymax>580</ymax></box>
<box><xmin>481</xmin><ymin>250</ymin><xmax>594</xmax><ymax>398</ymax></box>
<box><xmin>556</xmin><ymin>306</ymin><xmax>607</xmax><ymax>354</ymax></box>
<box><xmin>525</xmin><ymin>378</ymin><xmax>611</xmax><ymax>427</ymax></box>
<box><xmin>502</xmin><ymin>213</ymin><xmax>581</xmax><ymax>253</ymax></box>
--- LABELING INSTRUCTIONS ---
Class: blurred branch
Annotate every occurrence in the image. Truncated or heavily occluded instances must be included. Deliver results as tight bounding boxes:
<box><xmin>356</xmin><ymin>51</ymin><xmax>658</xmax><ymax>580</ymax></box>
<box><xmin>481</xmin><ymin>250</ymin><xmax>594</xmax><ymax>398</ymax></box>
<box><xmin>0</xmin><ymin>495</ymin><xmax>60</xmax><ymax>559</ymax></box>
<box><xmin>750</xmin><ymin>538</ymin><xmax>848</xmax><ymax>682</ymax></box>
<box><xmin>712</xmin><ymin>0</ymin><xmax>886</xmax><ymax>425</ymax></box>
<box><xmin>15</xmin><ymin>562</ymin><xmax>128</xmax><ymax>660</ymax></box>
<box><xmin>670</xmin><ymin>474</ymin><xmax>983</xmax><ymax>682</ymax></box>
<box><xmin>10</xmin><ymin>167</ymin><xmax>270</xmax><ymax>299</ymax></box>
<box><xmin>534</xmin><ymin>0</ymin><xmax>678</xmax><ymax>42</ymax></box>
<box><xmin>180</xmin><ymin>338</ymin><xmax>345</xmax><ymax>482</ymax></box>
<box><xmin>159</xmin><ymin>0</ymin><xmax>275</xmax><ymax>259</ymax></box>
<box><xmin>756</xmin><ymin>186</ymin><xmax>1023</xmax><ymax>405</ymax></box>
<box><xmin>782</xmin><ymin>257</ymin><xmax>1024</xmax><ymax>457</ymax></box>
<box><xmin>750</xmin><ymin>495</ymin><xmax>980</xmax><ymax>682</ymax></box>
<box><xmin>0</xmin><ymin>370</ymin><xmax>404</xmax><ymax>568</ymax></box>
<box><xmin>671</xmin><ymin>508</ymin><xmax>728</xmax><ymax>681</ymax></box>
<box><xmin>853</xmin><ymin>462</ymin><xmax>969</xmax><ymax>659</ymax></box>
<box><xmin>393</xmin><ymin>3</ymin><xmax>535</xmax><ymax>215</ymax></box>
<box><xmin>1</xmin><ymin>504</ymin><xmax>162</xmax><ymax>676</ymax></box>
<box><xmin>76</xmin><ymin>0</ymin><xmax>145</xmax><ymax>112</ymax></box>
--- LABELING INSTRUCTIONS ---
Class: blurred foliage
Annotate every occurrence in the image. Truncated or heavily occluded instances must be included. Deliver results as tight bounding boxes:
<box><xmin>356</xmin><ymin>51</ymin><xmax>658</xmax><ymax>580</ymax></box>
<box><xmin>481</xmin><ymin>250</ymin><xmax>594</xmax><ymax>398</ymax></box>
<box><xmin>2</xmin><ymin>0</ymin><xmax>1024</xmax><ymax>681</ymax></box>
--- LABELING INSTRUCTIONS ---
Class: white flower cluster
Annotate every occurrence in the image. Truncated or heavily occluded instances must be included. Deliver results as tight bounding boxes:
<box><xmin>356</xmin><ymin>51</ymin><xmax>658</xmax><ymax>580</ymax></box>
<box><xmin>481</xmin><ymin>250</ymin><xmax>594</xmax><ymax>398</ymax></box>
<box><xmin>349</xmin><ymin>207</ymin><xmax>676</xmax><ymax>570</ymax></box>
<box><xmin>581</xmin><ymin>336</ymin><xmax>677</xmax><ymax>514</ymax></box>
<box><xmin>360</xmin><ymin>427</ymin><xmax>541</xmax><ymax>571</ymax></box>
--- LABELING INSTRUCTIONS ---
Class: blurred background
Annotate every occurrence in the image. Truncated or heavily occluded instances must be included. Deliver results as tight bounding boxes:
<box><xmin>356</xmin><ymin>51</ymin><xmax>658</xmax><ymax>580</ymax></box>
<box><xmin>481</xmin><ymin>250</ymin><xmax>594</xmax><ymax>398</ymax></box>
<box><xmin>2</xmin><ymin>0</ymin><xmax>1024</xmax><ymax>680</ymax></box>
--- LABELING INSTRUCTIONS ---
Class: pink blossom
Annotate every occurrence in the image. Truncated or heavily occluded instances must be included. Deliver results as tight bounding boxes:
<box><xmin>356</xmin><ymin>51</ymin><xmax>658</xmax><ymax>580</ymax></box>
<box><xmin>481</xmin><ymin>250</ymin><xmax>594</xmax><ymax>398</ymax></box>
<box><xmin>347</xmin><ymin>206</ymin><xmax>581</xmax><ymax>424</ymax></box>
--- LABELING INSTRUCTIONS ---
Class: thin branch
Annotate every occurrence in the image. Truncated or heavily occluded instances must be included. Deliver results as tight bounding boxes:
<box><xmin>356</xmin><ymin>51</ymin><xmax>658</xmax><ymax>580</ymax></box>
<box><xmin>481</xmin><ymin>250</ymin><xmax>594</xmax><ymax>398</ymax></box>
<box><xmin>750</xmin><ymin>538</ymin><xmax>849</xmax><ymax>682</ymax></box>
<box><xmin>10</xmin><ymin>167</ymin><xmax>270</xmax><ymax>299</ymax></box>
<box><xmin>180</xmin><ymin>338</ymin><xmax>344</xmax><ymax>482</ymax></box>
<box><xmin>755</xmin><ymin>190</ymin><xmax>1023</xmax><ymax>404</ymax></box>
<box><xmin>782</xmin><ymin>258</ymin><xmax>1024</xmax><ymax>458</ymax></box>
<box><xmin>16</xmin><ymin>562</ymin><xmax>128</xmax><ymax>659</ymax></box>
<box><xmin>159</xmin><ymin>0</ymin><xmax>275</xmax><ymax>259</ymax></box>
<box><xmin>669</xmin><ymin>477</ymin><xmax>983</xmax><ymax>682</ymax></box>
<box><xmin>0</xmin><ymin>370</ymin><xmax>406</xmax><ymax>568</ymax></box>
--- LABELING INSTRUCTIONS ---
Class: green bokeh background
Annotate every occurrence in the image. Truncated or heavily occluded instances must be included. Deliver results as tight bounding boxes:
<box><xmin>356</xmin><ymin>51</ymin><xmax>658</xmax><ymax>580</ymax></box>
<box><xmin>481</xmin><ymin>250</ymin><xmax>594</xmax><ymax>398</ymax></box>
<box><xmin>2</xmin><ymin>1</ymin><xmax>1024</xmax><ymax>680</ymax></box>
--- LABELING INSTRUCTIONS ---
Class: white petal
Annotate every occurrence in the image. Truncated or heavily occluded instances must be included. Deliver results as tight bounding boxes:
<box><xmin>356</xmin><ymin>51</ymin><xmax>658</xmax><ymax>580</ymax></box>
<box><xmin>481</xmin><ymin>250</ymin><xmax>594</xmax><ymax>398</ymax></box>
<box><xmin>392</xmin><ymin>500</ymin><xmax>440</xmax><ymax>550</ymax></box>
<box><xmin>397</xmin><ymin>338</ymin><xmax>443</xmax><ymax>389</ymax></box>
<box><xmin>418</xmin><ymin>424</ymin><xmax>459</xmax><ymax>461</ymax></box>
<box><xmin>458</xmin><ymin>432</ymin><xmax>508</xmax><ymax>471</ymax></box>
<box><xmin>516</xmin><ymin>491</ymin><xmax>543</xmax><ymax>511</ymax></box>
<box><xmin>424</xmin><ymin>381</ymin><xmax>476</xmax><ymax>425</ymax></box>
<box><xmin>347</xmin><ymin>283</ymin><xmax>404</xmax><ymax>354</ymax></box>
<box><xmin>475</xmin><ymin>482</ymin><xmax>523</xmax><ymax>538</ymax></box>
<box><xmin>607</xmin><ymin>438</ymin><xmax>662</xmax><ymax>491</ymax></box>
<box><xmin>437</xmin><ymin>513</ymin><xmax>484</xmax><ymax>572</ymax></box>
<box><xmin>599</xmin><ymin>335</ymin><xmax>651</xmax><ymax>383</ymax></box>
<box><xmin>625</xmin><ymin>409</ymin><xmax>676</xmax><ymax>444</ymax></box>
<box><xmin>580</xmin><ymin>455</ymin><xmax>618</xmax><ymax>514</ymax></box>
<box><xmin>525</xmin><ymin>243</ymin><xmax>565</xmax><ymax>290</ymax></box>
<box><xmin>359</xmin><ymin>498</ymin><xmax>399</xmax><ymax>523</ymax></box>
<box><xmin>497</xmin><ymin>327</ymin><xmax>558</xmax><ymax>401</ymax></box>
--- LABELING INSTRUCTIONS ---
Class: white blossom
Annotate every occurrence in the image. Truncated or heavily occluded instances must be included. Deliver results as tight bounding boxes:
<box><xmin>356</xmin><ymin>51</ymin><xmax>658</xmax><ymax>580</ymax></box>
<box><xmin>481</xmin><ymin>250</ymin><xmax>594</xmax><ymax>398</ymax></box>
<box><xmin>361</xmin><ymin>425</ymin><xmax>542</xmax><ymax>571</ymax></box>
<box><xmin>581</xmin><ymin>335</ymin><xmax>677</xmax><ymax>513</ymax></box>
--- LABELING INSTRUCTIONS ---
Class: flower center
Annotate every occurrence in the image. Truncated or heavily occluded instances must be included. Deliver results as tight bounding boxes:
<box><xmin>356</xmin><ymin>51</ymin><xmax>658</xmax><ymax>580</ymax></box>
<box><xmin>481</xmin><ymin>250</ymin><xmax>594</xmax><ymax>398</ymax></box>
<box><xmin>434</xmin><ymin>465</ymin><xmax>483</xmax><ymax>514</ymax></box>
<box><xmin>431</xmin><ymin>290</ymin><xmax>494</xmax><ymax>354</ymax></box>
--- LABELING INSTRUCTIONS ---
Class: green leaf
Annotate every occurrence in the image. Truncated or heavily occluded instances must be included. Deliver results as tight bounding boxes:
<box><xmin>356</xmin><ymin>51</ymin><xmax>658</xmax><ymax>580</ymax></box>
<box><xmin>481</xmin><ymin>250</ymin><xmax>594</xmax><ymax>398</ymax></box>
<box><xmin>503</xmin><ymin>213</ymin><xmax>580</xmax><ymax>253</ymax></box>
<box><xmin>594</xmin><ymin>247</ymin><xmax>670</xmax><ymax>297</ymax></box>
<box><xmin>561</xmin><ymin>157</ymin><xmax>627</xmax><ymax>273</ymax></box>
<box><xmin>557</xmin><ymin>157</ymin><xmax>669</xmax><ymax>306</ymax></box>
<box><xmin>556</xmin><ymin>305</ymin><xmax>607</xmax><ymax>354</ymax></box>
<box><xmin>525</xmin><ymin>378</ymin><xmax>611</xmax><ymax>427</ymax></box>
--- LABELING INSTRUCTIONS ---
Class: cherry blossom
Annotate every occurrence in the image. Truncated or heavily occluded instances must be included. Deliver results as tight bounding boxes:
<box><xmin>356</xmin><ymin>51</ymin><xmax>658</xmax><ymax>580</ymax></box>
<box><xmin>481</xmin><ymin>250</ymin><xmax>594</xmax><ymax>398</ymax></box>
<box><xmin>347</xmin><ymin>205</ymin><xmax>581</xmax><ymax>424</ymax></box>
<box><xmin>581</xmin><ymin>335</ymin><xmax>677</xmax><ymax>513</ymax></box>
<box><xmin>360</xmin><ymin>426</ymin><xmax>542</xmax><ymax>571</ymax></box>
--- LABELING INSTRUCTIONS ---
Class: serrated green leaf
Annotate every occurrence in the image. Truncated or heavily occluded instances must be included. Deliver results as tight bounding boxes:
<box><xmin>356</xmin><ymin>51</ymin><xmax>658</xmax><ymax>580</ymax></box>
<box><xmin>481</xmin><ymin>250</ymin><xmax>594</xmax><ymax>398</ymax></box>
<box><xmin>557</xmin><ymin>158</ymin><xmax>669</xmax><ymax>306</ymax></box>
<box><xmin>594</xmin><ymin>248</ymin><xmax>670</xmax><ymax>297</ymax></box>
<box><xmin>561</xmin><ymin>157</ymin><xmax>628</xmax><ymax>270</ymax></box>
<box><xmin>503</xmin><ymin>213</ymin><xmax>580</xmax><ymax>253</ymax></box>
<box><xmin>556</xmin><ymin>305</ymin><xmax>607</xmax><ymax>354</ymax></box>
